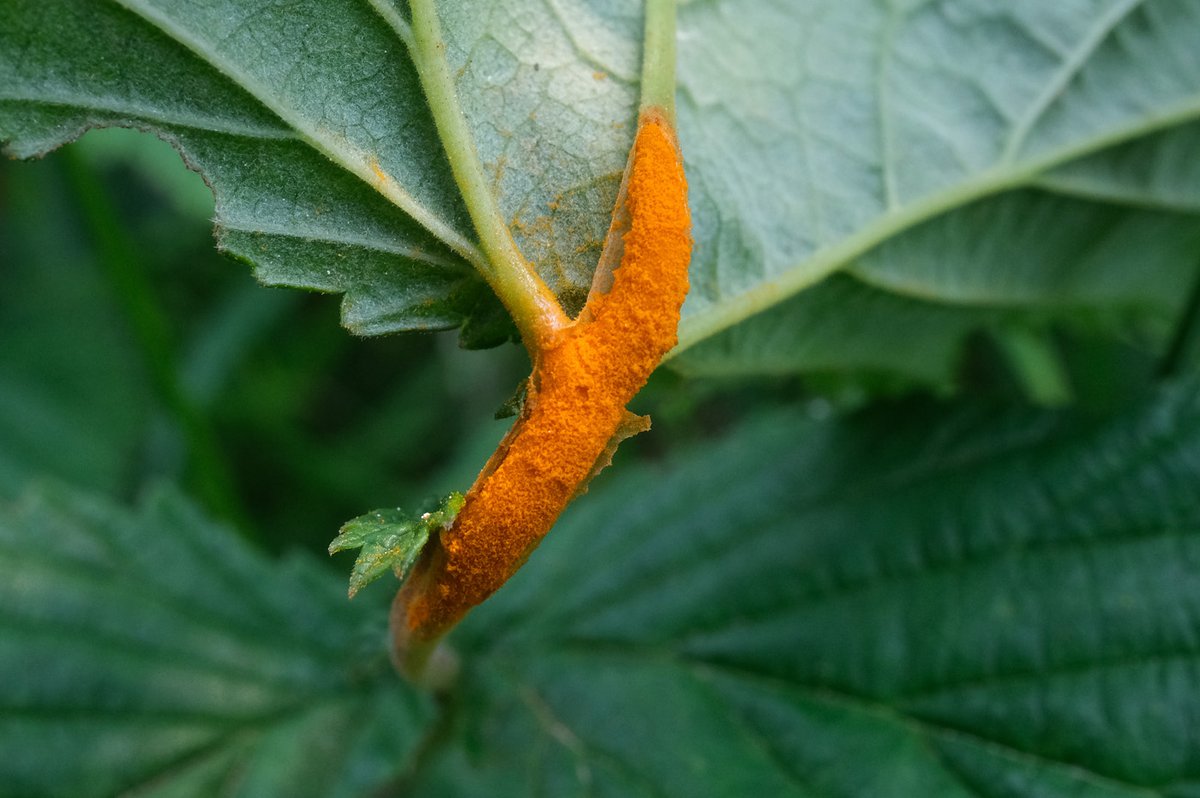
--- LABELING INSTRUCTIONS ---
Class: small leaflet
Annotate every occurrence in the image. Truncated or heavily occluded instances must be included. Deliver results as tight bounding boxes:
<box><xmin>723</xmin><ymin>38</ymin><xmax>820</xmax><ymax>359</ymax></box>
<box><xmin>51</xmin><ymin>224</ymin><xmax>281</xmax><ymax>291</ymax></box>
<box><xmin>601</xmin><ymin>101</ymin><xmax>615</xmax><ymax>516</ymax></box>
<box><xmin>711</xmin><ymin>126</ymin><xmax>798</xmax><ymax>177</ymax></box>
<box><xmin>329</xmin><ymin>492</ymin><xmax>464</xmax><ymax>598</ymax></box>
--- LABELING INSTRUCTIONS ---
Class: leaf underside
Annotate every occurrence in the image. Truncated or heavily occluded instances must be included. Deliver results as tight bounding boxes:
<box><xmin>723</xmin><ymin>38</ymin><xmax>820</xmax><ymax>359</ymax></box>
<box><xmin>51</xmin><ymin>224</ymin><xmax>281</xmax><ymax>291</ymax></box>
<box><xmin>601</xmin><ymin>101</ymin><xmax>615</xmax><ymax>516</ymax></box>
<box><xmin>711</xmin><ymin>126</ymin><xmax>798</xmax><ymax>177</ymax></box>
<box><xmin>4</xmin><ymin>1</ymin><xmax>1200</xmax><ymax>377</ymax></box>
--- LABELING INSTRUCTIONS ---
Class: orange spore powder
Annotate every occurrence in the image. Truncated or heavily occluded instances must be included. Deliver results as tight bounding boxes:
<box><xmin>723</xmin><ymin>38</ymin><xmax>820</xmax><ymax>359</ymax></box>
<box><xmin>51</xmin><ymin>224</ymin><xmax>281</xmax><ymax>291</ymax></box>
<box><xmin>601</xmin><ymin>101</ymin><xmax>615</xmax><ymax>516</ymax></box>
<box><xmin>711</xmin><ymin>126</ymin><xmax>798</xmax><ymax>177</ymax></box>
<box><xmin>401</xmin><ymin>111</ymin><xmax>691</xmax><ymax>639</ymax></box>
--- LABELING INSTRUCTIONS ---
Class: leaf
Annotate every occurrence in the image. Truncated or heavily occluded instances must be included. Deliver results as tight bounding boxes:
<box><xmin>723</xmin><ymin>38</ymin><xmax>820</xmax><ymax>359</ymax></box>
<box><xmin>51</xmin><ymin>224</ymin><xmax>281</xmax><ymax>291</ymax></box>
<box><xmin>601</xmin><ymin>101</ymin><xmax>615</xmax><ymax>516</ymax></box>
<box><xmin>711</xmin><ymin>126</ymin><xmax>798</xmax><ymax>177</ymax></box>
<box><xmin>674</xmin><ymin>0</ymin><xmax>1200</xmax><ymax>351</ymax></box>
<box><xmin>670</xmin><ymin>272</ymin><xmax>991</xmax><ymax>386</ymax></box>
<box><xmin>1</xmin><ymin>0</ymin><xmax>482</xmax><ymax>340</ymax></box>
<box><xmin>432</xmin><ymin>0</ymin><xmax>641</xmax><ymax>314</ymax></box>
<box><xmin>851</xmin><ymin>190</ymin><xmax>1200</xmax><ymax>309</ymax></box>
<box><xmin>1038</xmin><ymin>120</ymin><xmax>1200</xmax><ymax>212</ymax></box>
<box><xmin>410</xmin><ymin>381</ymin><xmax>1200</xmax><ymax>795</ymax></box>
<box><xmin>0</xmin><ymin>0</ymin><xmax>632</xmax><ymax>336</ymax></box>
<box><xmin>0</xmin><ymin>157</ymin><xmax>155</xmax><ymax>498</ymax></box>
<box><xmin>674</xmin><ymin>189</ymin><xmax>1200</xmax><ymax>384</ymax></box>
<box><xmin>7</xmin><ymin>2</ymin><xmax>1200</xmax><ymax>361</ymax></box>
<box><xmin>331</xmin><ymin>492</ymin><xmax>465</xmax><ymax>598</ymax></box>
<box><xmin>9</xmin><ymin>387</ymin><xmax>1200</xmax><ymax>796</ymax></box>
<box><xmin>0</xmin><ymin>484</ymin><xmax>432</xmax><ymax>797</ymax></box>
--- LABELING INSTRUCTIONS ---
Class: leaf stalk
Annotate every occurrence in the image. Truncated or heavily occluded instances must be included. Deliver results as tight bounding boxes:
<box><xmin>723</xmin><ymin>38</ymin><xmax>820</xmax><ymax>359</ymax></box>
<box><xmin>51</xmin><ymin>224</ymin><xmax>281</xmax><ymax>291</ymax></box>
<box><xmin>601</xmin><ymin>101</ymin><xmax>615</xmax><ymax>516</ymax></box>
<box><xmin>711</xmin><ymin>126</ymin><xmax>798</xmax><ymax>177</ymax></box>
<box><xmin>405</xmin><ymin>0</ymin><xmax>569</xmax><ymax>349</ymax></box>
<box><xmin>640</xmin><ymin>0</ymin><xmax>679</xmax><ymax>122</ymax></box>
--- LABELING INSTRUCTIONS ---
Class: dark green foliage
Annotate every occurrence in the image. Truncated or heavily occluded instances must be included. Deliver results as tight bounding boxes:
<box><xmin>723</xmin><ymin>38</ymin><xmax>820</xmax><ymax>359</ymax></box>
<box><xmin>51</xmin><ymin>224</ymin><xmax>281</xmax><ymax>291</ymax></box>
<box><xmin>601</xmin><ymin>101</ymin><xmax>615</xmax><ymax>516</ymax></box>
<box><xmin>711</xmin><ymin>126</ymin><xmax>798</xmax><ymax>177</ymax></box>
<box><xmin>6</xmin><ymin>385</ymin><xmax>1200</xmax><ymax>794</ymax></box>
<box><xmin>0</xmin><ymin>485</ymin><xmax>431</xmax><ymax>797</ymax></box>
<box><xmin>6</xmin><ymin>2</ymin><xmax>1200</xmax><ymax>795</ymax></box>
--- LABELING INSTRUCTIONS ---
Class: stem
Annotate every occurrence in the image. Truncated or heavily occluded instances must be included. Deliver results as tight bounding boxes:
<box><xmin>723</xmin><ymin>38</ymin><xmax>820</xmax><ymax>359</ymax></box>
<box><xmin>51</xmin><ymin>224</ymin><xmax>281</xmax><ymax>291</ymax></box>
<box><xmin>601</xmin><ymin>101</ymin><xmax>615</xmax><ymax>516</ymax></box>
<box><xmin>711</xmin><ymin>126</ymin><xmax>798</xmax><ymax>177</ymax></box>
<box><xmin>389</xmin><ymin>585</ymin><xmax>458</xmax><ymax>688</ymax></box>
<box><xmin>405</xmin><ymin>0</ymin><xmax>568</xmax><ymax>347</ymax></box>
<box><xmin>384</xmin><ymin>1</ymin><xmax>687</xmax><ymax>678</ymax></box>
<box><xmin>640</xmin><ymin>0</ymin><xmax>679</xmax><ymax>121</ymax></box>
<box><xmin>59</xmin><ymin>146</ymin><xmax>254</xmax><ymax>535</ymax></box>
<box><xmin>994</xmin><ymin>326</ymin><xmax>1073</xmax><ymax>407</ymax></box>
<box><xmin>371</xmin><ymin>690</ymin><xmax>460</xmax><ymax>797</ymax></box>
<box><xmin>1159</xmin><ymin>257</ymin><xmax>1200</xmax><ymax>379</ymax></box>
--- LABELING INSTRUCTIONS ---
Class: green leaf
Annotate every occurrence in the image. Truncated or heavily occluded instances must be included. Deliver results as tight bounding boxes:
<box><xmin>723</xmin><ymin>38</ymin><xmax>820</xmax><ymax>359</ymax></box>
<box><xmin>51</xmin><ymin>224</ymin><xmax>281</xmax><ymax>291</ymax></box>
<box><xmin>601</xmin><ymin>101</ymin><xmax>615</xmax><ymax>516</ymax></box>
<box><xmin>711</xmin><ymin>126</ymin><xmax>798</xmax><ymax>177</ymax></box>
<box><xmin>0</xmin><ymin>157</ymin><xmax>154</xmax><ymax>498</ymax></box>
<box><xmin>9</xmin><ymin>387</ymin><xmax>1200</xmax><ymax>795</ymax></box>
<box><xmin>411</xmin><ymin>380</ymin><xmax>1200</xmax><ymax>795</ymax></box>
<box><xmin>331</xmin><ymin>492</ymin><xmax>465</xmax><ymax>598</ymax></box>
<box><xmin>674</xmin><ymin>1</ymin><xmax>1200</xmax><ymax>352</ymax></box>
<box><xmin>0</xmin><ymin>0</ymin><xmax>632</xmax><ymax>334</ymax></box>
<box><xmin>674</xmin><ymin>189</ymin><xmax>1200</xmax><ymax>384</ymax></box>
<box><xmin>7</xmin><ymin>2</ymin><xmax>1200</xmax><ymax>361</ymax></box>
<box><xmin>670</xmin><ymin>272</ymin><xmax>990</xmax><ymax>386</ymax></box>
<box><xmin>0</xmin><ymin>484</ymin><xmax>432</xmax><ymax>797</ymax></box>
<box><xmin>1038</xmin><ymin>120</ymin><xmax>1200</xmax><ymax>212</ymax></box>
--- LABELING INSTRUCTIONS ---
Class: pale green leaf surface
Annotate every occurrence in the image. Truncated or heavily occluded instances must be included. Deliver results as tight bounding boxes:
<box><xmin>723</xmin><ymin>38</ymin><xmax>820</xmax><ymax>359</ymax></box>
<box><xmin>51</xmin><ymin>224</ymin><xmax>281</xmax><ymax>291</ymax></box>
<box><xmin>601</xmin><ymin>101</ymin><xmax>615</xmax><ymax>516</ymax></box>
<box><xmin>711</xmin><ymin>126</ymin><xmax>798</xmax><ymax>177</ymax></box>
<box><xmin>850</xmin><ymin>191</ymin><xmax>1200</xmax><ymax>308</ymax></box>
<box><xmin>437</xmin><ymin>0</ymin><xmax>641</xmax><ymax>313</ymax></box>
<box><xmin>0</xmin><ymin>0</ymin><xmax>634</xmax><ymax>331</ymax></box>
<box><xmin>675</xmin><ymin>189</ymin><xmax>1200</xmax><ymax>383</ymax></box>
<box><xmin>673</xmin><ymin>0</ymin><xmax>1200</xmax><ymax>355</ymax></box>
<box><xmin>0</xmin><ymin>486</ymin><xmax>430</xmax><ymax>798</ymax></box>
<box><xmin>1038</xmin><ymin>120</ymin><xmax>1200</xmax><ymax>212</ymax></box>
<box><xmin>0</xmin><ymin>0</ymin><xmax>502</xmax><ymax>341</ymax></box>
<box><xmin>670</xmin><ymin>272</ymin><xmax>986</xmax><ymax>385</ymax></box>
<box><xmin>7</xmin><ymin>1</ymin><xmax>1200</xmax><ymax>361</ymax></box>
<box><xmin>419</xmin><ymin>381</ymin><xmax>1200</xmax><ymax>796</ymax></box>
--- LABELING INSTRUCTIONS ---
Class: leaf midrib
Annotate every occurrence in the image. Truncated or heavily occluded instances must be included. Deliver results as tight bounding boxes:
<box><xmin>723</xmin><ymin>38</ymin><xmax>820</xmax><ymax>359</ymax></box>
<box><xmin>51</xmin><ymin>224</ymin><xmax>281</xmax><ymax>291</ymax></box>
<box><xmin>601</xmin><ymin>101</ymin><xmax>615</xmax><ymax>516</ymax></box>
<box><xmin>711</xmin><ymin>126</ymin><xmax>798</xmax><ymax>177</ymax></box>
<box><xmin>672</xmin><ymin>93</ymin><xmax>1200</xmax><ymax>355</ymax></box>
<box><xmin>110</xmin><ymin>0</ymin><xmax>488</xmax><ymax>271</ymax></box>
<box><xmin>692</xmin><ymin>657</ymin><xmax>1167</xmax><ymax>798</ymax></box>
<box><xmin>515</xmin><ymin>646</ymin><xmax>1166</xmax><ymax>798</ymax></box>
<box><xmin>0</xmin><ymin>91</ymin><xmax>295</xmax><ymax>140</ymax></box>
<box><xmin>81</xmin><ymin>1</ymin><xmax>1200</xmax><ymax>352</ymax></box>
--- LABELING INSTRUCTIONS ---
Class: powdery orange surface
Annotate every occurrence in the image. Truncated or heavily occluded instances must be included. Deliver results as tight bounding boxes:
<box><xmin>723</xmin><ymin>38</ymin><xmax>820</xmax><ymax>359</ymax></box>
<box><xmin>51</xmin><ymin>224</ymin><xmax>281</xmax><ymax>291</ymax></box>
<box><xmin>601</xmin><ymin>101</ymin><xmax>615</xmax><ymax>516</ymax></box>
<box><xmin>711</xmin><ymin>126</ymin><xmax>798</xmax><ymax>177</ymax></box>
<box><xmin>402</xmin><ymin>112</ymin><xmax>692</xmax><ymax>639</ymax></box>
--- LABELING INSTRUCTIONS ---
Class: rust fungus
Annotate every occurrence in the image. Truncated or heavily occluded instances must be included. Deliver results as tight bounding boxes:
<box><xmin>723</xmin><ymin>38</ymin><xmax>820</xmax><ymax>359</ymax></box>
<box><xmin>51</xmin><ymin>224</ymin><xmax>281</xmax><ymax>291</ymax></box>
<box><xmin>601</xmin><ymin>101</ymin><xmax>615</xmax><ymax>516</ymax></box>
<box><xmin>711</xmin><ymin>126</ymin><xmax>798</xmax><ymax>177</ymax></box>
<box><xmin>393</xmin><ymin>109</ymin><xmax>691</xmax><ymax>649</ymax></box>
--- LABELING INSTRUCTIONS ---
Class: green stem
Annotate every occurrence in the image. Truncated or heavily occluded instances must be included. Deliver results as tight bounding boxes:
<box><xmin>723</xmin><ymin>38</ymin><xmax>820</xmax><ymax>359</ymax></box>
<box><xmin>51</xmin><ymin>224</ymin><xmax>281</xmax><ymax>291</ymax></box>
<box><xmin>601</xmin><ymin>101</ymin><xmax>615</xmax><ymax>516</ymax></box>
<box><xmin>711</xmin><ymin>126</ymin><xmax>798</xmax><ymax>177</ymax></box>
<box><xmin>1159</xmin><ymin>257</ymin><xmax>1200</xmax><ymax>379</ymax></box>
<box><xmin>640</xmin><ymin>0</ymin><xmax>679</xmax><ymax>121</ymax></box>
<box><xmin>405</xmin><ymin>0</ymin><xmax>568</xmax><ymax>346</ymax></box>
<box><xmin>388</xmin><ymin>585</ymin><xmax>459</xmax><ymax>688</ymax></box>
<box><xmin>59</xmin><ymin>147</ymin><xmax>254</xmax><ymax>535</ymax></box>
<box><xmin>993</xmin><ymin>326</ymin><xmax>1073</xmax><ymax>407</ymax></box>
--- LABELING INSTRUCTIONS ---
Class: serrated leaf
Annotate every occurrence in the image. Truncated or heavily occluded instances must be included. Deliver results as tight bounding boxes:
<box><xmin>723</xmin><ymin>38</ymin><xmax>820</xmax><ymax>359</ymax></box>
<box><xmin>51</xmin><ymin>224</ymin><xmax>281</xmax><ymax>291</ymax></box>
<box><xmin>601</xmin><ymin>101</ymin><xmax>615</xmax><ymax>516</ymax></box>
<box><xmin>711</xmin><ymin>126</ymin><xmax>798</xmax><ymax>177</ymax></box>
<box><xmin>404</xmin><ymin>380</ymin><xmax>1200</xmax><ymax>796</ymax></box>
<box><xmin>332</xmin><ymin>510</ymin><xmax>427</xmax><ymax>598</ymax></box>
<box><xmin>0</xmin><ymin>0</ymin><xmax>630</xmax><ymax>337</ymax></box>
<box><xmin>0</xmin><ymin>485</ymin><xmax>431</xmax><ymax>798</ymax></box>
<box><xmin>9</xmin><ymin>389</ymin><xmax>1200</xmax><ymax>795</ymax></box>
<box><xmin>6</xmin><ymin>2</ymin><xmax>1200</xmax><ymax>363</ymax></box>
<box><xmin>331</xmin><ymin>492</ymin><xmax>464</xmax><ymax>598</ymax></box>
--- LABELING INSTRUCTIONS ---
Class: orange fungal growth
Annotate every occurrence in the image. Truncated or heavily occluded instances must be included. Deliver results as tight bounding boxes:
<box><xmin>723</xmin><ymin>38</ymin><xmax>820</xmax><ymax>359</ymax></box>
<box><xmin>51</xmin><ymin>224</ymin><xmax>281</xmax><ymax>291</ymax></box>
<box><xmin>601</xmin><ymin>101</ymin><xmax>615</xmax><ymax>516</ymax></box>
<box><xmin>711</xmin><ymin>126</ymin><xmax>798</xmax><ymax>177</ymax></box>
<box><xmin>395</xmin><ymin>109</ymin><xmax>691</xmax><ymax>646</ymax></box>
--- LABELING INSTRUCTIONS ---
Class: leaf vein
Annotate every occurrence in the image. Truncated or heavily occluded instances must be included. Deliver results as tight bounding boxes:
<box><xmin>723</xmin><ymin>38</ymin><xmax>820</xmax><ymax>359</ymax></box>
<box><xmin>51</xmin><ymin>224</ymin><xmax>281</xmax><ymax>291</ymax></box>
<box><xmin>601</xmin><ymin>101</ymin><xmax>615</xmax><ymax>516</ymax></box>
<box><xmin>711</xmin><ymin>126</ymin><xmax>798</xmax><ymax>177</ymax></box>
<box><xmin>1002</xmin><ymin>0</ymin><xmax>1149</xmax><ymax>163</ymax></box>
<box><xmin>692</xmin><ymin>658</ymin><xmax>1167</xmax><ymax>797</ymax></box>
<box><xmin>108</xmin><ymin>0</ymin><xmax>485</xmax><ymax>267</ymax></box>
<box><xmin>0</xmin><ymin>92</ymin><xmax>295</xmax><ymax>140</ymax></box>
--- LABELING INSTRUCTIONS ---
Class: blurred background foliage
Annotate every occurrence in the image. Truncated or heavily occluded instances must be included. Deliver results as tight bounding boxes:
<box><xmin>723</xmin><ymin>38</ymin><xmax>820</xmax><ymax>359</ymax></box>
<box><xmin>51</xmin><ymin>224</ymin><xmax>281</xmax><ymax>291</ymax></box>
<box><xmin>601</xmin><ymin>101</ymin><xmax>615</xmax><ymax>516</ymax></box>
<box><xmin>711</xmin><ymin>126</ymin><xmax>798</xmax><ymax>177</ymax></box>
<box><xmin>3</xmin><ymin>128</ymin><xmax>1195</xmax><ymax>559</ymax></box>
<box><xmin>0</xmin><ymin>129</ymin><xmax>816</xmax><ymax>554</ymax></box>
<box><xmin>6</xmin><ymin>122</ymin><xmax>1200</xmax><ymax>798</ymax></box>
